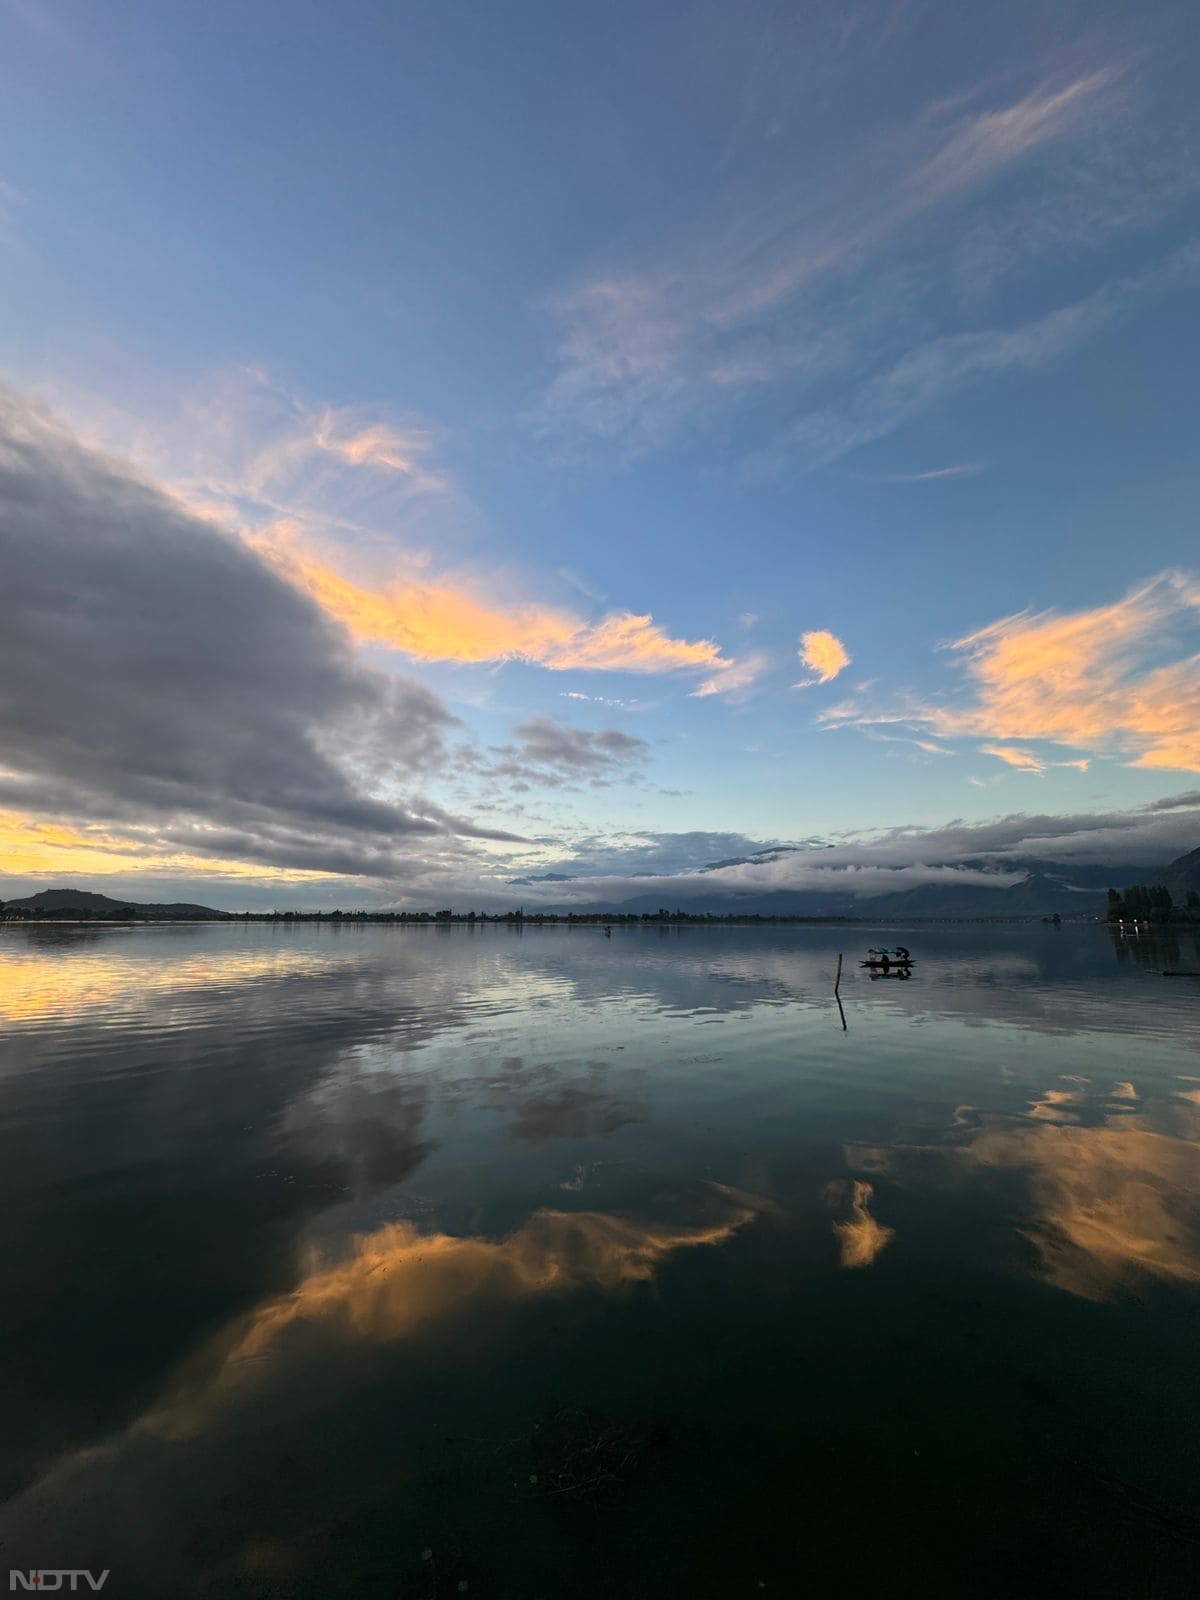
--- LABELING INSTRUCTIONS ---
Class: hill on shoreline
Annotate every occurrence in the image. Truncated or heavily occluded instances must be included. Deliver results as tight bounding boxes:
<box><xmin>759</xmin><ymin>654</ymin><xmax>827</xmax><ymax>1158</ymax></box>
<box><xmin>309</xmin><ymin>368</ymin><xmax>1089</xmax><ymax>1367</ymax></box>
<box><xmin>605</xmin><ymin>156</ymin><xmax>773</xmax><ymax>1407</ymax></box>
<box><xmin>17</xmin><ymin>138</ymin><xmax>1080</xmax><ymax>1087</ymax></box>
<box><xmin>0</xmin><ymin>888</ymin><xmax>227</xmax><ymax>920</ymax></box>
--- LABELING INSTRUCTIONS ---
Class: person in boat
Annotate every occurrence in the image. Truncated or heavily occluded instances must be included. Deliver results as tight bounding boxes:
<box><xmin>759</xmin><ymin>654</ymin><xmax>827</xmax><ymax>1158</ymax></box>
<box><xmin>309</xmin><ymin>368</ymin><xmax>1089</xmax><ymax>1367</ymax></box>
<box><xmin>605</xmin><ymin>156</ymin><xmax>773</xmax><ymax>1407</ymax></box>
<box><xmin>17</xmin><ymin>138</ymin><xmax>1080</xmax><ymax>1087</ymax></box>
<box><xmin>866</xmin><ymin>947</ymin><xmax>915</xmax><ymax>969</ymax></box>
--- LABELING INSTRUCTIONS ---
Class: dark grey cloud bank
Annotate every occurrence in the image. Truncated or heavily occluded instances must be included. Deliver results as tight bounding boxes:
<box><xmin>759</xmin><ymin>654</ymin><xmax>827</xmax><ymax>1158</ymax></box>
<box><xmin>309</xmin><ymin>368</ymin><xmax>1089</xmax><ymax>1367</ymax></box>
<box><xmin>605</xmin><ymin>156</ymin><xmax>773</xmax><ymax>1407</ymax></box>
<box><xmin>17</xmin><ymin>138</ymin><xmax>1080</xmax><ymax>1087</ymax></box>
<box><xmin>510</xmin><ymin>718</ymin><xmax>647</xmax><ymax>778</ymax></box>
<box><xmin>465</xmin><ymin>716</ymin><xmax>650</xmax><ymax>794</ymax></box>
<box><xmin>0</xmin><ymin>390</ymin><xmax>518</xmax><ymax>879</ymax></box>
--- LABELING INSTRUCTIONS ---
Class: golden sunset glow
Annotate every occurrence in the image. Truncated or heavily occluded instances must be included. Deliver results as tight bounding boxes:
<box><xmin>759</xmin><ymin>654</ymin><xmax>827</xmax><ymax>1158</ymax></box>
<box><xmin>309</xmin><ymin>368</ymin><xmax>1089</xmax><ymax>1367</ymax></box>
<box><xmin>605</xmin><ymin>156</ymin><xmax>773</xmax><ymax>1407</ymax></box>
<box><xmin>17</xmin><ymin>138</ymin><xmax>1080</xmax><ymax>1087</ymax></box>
<box><xmin>255</xmin><ymin>534</ymin><xmax>732</xmax><ymax>676</ymax></box>
<box><xmin>0</xmin><ymin>811</ymin><xmax>330</xmax><ymax>885</ymax></box>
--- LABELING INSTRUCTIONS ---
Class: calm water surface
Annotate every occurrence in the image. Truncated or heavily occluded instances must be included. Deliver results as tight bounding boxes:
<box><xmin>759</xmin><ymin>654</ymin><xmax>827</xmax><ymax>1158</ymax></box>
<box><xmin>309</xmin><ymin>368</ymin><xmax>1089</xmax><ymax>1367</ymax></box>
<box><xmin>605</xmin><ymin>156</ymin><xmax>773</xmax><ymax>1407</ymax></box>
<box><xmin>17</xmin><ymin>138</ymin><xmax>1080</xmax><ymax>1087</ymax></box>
<box><xmin>1</xmin><ymin>922</ymin><xmax>1198</xmax><ymax>1598</ymax></box>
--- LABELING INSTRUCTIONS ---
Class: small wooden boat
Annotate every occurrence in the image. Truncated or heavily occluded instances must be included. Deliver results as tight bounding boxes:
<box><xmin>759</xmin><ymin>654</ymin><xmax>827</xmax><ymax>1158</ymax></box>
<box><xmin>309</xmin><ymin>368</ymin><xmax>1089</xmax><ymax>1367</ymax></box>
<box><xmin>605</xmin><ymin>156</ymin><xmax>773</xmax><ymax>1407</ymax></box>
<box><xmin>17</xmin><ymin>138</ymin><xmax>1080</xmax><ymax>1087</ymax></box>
<box><xmin>860</xmin><ymin>946</ymin><xmax>914</xmax><ymax>970</ymax></box>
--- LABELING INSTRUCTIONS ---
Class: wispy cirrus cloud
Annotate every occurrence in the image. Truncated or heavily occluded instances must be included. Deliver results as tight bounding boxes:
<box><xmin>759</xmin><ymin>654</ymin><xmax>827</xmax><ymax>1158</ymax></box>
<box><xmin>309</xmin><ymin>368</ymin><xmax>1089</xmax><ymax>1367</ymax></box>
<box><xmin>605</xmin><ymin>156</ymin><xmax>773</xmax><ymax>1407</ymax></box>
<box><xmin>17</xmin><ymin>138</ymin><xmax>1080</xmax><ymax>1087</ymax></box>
<box><xmin>980</xmin><ymin>744</ymin><xmax>1054</xmax><ymax>773</ymax></box>
<box><xmin>705</xmin><ymin>68</ymin><xmax>1122</xmax><ymax>330</ymax></box>
<box><xmin>690</xmin><ymin>650</ymin><xmax>770</xmax><ymax>700</ymax></box>
<box><xmin>42</xmin><ymin>366</ymin><xmax>459</xmax><ymax>566</ymax></box>
<box><xmin>824</xmin><ymin>571</ymin><xmax>1200</xmax><ymax>772</ymax></box>
<box><xmin>905</xmin><ymin>70</ymin><xmax>1117</xmax><ymax>208</ymax></box>
<box><xmin>980</xmin><ymin>744</ymin><xmax>1090</xmax><ymax>775</ymax></box>
<box><xmin>533</xmin><ymin>63</ymin><xmax>1166</xmax><ymax>463</ymax></box>
<box><xmin>866</xmin><ymin>732</ymin><xmax>952</xmax><ymax>757</ymax></box>
<box><xmin>309</xmin><ymin>414</ymin><xmax>447</xmax><ymax>492</ymax></box>
<box><xmin>866</xmin><ymin>462</ymin><xmax>984</xmax><ymax>483</ymax></box>
<box><xmin>783</xmin><ymin>240</ymin><xmax>1200</xmax><ymax>471</ymax></box>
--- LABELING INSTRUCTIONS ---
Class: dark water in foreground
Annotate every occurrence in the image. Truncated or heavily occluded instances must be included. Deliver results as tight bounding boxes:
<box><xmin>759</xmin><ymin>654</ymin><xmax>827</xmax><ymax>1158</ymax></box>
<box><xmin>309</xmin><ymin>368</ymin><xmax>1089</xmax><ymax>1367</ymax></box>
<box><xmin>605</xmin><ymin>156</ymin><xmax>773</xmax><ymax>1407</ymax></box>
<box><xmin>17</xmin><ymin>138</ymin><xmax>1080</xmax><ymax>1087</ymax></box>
<box><xmin>1</xmin><ymin>921</ymin><xmax>1199</xmax><ymax>1598</ymax></box>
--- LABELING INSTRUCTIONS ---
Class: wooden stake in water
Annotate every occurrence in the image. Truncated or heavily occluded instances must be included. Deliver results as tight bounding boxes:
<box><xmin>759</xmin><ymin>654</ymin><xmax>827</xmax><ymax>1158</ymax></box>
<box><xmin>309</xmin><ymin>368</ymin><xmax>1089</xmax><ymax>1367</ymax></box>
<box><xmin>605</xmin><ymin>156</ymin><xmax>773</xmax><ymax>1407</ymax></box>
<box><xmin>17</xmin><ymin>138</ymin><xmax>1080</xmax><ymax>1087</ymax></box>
<box><xmin>834</xmin><ymin>952</ymin><xmax>846</xmax><ymax>1031</ymax></box>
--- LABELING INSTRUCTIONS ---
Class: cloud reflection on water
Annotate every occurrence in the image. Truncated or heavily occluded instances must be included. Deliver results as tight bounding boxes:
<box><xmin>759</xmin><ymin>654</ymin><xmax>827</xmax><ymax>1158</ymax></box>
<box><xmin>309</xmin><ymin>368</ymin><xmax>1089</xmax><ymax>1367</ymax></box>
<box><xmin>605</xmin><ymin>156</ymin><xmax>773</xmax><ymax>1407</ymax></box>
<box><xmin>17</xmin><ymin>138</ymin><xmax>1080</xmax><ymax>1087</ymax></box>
<box><xmin>147</xmin><ymin>1186</ymin><xmax>764</xmax><ymax>1441</ymax></box>
<box><xmin>824</xmin><ymin>1179</ymin><xmax>895</xmax><ymax>1268</ymax></box>
<box><xmin>3</xmin><ymin>919</ymin><xmax>1199</xmax><ymax>1587</ymax></box>
<box><xmin>0</xmin><ymin>941</ymin><xmax>344</xmax><ymax>1026</ymax></box>
<box><xmin>849</xmin><ymin>1087</ymin><xmax>1200</xmax><ymax>1301</ymax></box>
<box><xmin>0</xmin><ymin>1183</ymin><xmax>766</xmax><ymax>1579</ymax></box>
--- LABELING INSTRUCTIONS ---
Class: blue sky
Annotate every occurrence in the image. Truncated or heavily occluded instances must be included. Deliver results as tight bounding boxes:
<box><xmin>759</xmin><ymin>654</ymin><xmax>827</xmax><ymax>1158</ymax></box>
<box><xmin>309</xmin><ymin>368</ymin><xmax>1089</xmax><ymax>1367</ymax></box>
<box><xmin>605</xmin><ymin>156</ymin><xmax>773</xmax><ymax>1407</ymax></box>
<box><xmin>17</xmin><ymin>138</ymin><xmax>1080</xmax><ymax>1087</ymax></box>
<box><xmin>1</xmin><ymin>0</ymin><xmax>1199</xmax><ymax>906</ymax></box>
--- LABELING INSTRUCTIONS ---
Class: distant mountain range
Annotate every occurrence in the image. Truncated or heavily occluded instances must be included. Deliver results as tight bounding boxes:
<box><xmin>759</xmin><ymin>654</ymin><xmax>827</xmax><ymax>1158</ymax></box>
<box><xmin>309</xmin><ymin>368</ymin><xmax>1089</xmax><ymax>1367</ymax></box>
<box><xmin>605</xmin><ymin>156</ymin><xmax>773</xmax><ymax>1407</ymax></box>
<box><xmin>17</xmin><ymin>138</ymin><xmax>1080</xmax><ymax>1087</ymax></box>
<box><xmin>0</xmin><ymin>888</ymin><xmax>227</xmax><ymax>920</ymax></box>
<box><xmin>517</xmin><ymin>847</ymin><xmax>1200</xmax><ymax>920</ymax></box>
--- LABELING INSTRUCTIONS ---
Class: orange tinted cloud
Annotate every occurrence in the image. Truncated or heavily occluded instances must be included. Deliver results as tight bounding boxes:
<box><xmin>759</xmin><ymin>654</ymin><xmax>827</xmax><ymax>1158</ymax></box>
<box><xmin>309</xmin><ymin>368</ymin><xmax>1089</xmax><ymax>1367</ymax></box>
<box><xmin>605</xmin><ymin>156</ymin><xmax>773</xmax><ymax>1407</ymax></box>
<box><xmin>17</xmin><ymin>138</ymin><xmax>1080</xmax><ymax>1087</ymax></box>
<box><xmin>827</xmin><ymin>572</ymin><xmax>1200</xmax><ymax>770</ymax></box>
<box><xmin>940</xmin><ymin>574</ymin><xmax>1200</xmax><ymax>767</ymax></box>
<box><xmin>259</xmin><ymin>537</ymin><xmax>737</xmax><ymax>679</ymax></box>
<box><xmin>796</xmin><ymin>629</ymin><xmax>851</xmax><ymax>685</ymax></box>
<box><xmin>980</xmin><ymin>745</ymin><xmax>1091</xmax><ymax>773</ymax></box>
<box><xmin>981</xmin><ymin>743</ymin><xmax>1046</xmax><ymax>771</ymax></box>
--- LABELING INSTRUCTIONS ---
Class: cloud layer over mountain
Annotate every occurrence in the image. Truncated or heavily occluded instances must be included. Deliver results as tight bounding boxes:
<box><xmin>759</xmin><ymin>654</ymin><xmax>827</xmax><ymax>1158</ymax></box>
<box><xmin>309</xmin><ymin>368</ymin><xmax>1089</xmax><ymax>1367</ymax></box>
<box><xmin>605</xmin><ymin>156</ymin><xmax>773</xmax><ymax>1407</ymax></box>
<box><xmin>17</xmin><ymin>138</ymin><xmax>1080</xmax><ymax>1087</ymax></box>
<box><xmin>505</xmin><ymin>801</ymin><xmax>1200</xmax><ymax>911</ymax></box>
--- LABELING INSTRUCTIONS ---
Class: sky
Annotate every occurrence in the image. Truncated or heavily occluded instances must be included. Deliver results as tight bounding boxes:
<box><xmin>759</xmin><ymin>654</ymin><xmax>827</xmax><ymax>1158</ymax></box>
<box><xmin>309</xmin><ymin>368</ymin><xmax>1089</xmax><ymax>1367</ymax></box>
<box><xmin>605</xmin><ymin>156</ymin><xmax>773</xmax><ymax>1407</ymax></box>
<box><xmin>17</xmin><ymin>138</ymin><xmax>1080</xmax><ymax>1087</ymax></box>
<box><xmin>1</xmin><ymin>0</ymin><xmax>1199</xmax><ymax>909</ymax></box>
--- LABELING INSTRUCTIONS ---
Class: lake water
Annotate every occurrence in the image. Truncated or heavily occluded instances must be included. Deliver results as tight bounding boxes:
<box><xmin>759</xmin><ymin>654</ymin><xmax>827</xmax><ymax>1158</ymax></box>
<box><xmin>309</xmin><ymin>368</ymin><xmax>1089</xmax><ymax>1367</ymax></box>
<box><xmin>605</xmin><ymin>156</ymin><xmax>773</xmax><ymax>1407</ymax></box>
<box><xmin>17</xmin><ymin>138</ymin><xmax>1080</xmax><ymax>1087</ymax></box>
<box><xmin>1</xmin><ymin>920</ymin><xmax>1198</xmax><ymax>1598</ymax></box>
